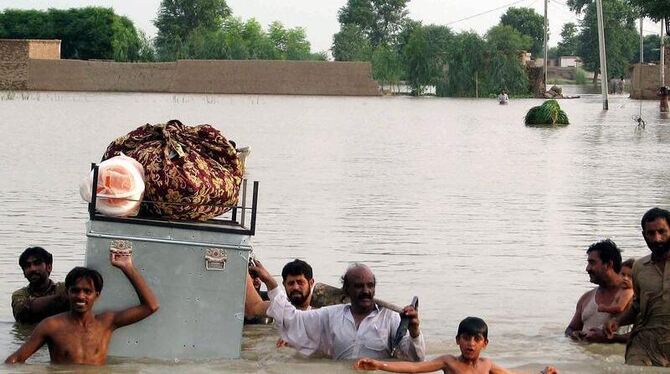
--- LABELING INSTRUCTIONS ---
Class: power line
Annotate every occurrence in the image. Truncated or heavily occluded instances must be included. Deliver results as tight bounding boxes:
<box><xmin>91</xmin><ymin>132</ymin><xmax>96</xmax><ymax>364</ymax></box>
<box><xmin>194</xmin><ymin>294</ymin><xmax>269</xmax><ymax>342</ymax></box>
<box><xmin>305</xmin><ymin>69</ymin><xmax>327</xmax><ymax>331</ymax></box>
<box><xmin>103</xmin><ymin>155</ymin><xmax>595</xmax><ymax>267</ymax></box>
<box><xmin>445</xmin><ymin>0</ymin><xmax>537</xmax><ymax>26</ymax></box>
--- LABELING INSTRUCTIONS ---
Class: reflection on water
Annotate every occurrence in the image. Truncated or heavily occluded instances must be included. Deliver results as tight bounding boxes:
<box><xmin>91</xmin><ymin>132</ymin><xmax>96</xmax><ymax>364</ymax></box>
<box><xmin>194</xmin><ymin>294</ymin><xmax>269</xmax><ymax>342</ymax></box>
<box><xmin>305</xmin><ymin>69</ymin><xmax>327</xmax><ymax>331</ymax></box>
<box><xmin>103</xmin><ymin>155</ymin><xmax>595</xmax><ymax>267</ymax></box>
<box><xmin>0</xmin><ymin>90</ymin><xmax>669</xmax><ymax>373</ymax></box>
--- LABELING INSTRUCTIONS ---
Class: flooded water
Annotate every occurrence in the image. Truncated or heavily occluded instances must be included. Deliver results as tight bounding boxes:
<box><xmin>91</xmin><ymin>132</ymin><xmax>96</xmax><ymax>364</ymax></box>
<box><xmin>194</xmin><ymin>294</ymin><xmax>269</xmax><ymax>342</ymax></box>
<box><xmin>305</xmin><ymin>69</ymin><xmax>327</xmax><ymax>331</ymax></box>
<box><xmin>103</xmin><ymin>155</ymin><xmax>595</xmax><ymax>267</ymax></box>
<box><xmin>1</xmin><ymin>88</ymin><xmax>669</xmax><ymax>373</ymax></box>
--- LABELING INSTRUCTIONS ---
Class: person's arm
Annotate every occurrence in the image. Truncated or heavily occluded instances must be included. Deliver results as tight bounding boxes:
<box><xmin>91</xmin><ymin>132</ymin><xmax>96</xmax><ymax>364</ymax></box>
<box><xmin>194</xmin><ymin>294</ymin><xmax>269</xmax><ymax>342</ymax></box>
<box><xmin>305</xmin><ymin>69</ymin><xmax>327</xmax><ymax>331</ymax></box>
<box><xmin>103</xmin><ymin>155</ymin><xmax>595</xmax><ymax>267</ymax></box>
<box><xmin>490</xmin><ymin>365</ymin><xmax>559</xmax><ymax>374</ymax></box>
<box><xmin>5</xmin><ymin>320</ymin><xmax>49</xmax><ymax>363</ymax></box>
<box><xmin>604</xmin><ymin>285</ymin><xmax>640</xmax><ymax>337</ymax></box>
<box><xmin>109</xmin><ymin>252</ymin><xmax>159</xmax><ymax>329</ymax></box>
<box><xmin>597</xmin><ymin>290</ymin><xmax>633</xmax><ymax>314</ymax></box>
<box><xmin>12</xmin><ymin>289</ymin><xmax>67</xmax><ymax>323</ymax></box>
<box><xmin>251</xmin><ymin>260</ymin><xmax>327</xmax><ymax>356</ymax></box>
<box><xmin>245</xmin><ymin>272</ymin><xmax>269</xmax><ymax>317</ymax></box>
<box><xmin>394</xmin><ymin>306</ymin><xmax>425</xmax><ymax>361</ymax></box>
<box><xmin>565</xmin><ymin>292</ymin><xmax>587</xmax><ymax>339</ymax></box>
<box><xmin>354</xmin><ymin>355</ymin><xmax>450</xmax><ymax>373</ymax></box>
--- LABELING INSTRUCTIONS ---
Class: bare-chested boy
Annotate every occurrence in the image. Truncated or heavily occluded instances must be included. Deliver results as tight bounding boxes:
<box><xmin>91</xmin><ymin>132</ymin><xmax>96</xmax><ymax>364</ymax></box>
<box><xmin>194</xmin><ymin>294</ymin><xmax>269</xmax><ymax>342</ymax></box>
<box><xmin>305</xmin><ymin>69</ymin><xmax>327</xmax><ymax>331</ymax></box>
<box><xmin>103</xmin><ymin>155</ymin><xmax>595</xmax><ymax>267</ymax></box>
<box><xmin>5</xmin><ymin>250</ymin><xmax>159</xmax><ymax>365</ymax></box>
<box><xmin>354</xmin><ymin>317</ymin><xmax>558</xmax><ymax>374</ymax></box>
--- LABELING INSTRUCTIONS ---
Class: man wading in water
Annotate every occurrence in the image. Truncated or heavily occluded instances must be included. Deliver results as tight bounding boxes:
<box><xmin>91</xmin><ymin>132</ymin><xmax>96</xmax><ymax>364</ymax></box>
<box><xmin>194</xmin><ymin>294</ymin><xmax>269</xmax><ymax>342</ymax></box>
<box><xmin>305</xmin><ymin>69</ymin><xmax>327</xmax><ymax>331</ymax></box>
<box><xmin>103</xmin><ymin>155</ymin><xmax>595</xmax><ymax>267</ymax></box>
<box><xmin>5</xmin><ymin>250</ymin><xmax>159</xmax><ymax>365</ymax></box>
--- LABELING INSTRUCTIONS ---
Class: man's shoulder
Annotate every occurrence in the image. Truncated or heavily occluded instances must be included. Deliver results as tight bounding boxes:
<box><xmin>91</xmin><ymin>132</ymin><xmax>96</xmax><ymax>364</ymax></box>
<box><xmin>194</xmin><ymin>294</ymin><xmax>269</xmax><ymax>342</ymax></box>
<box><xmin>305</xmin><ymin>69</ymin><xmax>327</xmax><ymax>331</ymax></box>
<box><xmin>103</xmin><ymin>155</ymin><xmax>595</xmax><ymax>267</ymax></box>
<box><xmin>579</xmin><ymin>287</ymin><xmax>597</xmax><ymax>301</ymax></box>
<box><xmin>11</xmin><ymin>286</ymin><xmax>30</xmax><ymax>300</ymax></box>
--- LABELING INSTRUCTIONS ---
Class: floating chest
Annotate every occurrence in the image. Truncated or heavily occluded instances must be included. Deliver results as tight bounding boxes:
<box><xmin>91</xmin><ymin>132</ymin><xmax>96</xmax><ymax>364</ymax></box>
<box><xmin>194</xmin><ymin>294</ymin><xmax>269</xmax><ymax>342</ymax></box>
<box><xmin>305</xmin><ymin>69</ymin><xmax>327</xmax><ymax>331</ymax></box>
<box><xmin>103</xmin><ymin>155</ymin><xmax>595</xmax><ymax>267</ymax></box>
<box><xmin>84</xmin><ymin>177</ymin><xmax>258</xmax><ymax>360</ymax></box>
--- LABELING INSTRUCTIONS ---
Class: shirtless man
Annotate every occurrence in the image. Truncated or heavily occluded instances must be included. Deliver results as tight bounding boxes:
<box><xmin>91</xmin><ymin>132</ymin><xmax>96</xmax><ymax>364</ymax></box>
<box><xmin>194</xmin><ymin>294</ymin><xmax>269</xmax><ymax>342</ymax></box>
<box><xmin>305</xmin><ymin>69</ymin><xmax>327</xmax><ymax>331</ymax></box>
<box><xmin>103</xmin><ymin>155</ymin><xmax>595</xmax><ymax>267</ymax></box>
<box><xmin>5</xmin><ymin>251</ymin><xmax>159</xmax><ymax>365</ymax></box>
<box><xmin>565</xmin><ymin>239</ymin><xmax>629</xmax><ymax>343</ymax></box>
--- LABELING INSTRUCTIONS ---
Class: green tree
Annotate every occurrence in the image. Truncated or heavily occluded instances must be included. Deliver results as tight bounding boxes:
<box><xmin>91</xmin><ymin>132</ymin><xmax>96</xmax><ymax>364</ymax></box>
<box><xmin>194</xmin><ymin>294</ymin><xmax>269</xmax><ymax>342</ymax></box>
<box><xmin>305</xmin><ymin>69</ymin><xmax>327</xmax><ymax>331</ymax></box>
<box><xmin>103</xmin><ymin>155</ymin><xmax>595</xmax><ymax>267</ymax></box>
<box><xmin>499</xmin><ymin>7</ymin><xmax>546</xmax><ymax>56</ymax></box>
<box><xmin>443</xmin><ymin>32</ymin><xmax>487</xmax><ymax>97</ymax></box>
<box><xmin>633</xmin><ymin>34</ymin><xmax>661</xmax><ymax>63</ymax></box>
<box><xmin>372</xmin><ymin>44</ymin><xmax>402</xmax><ymax>92</ymax></box>
<box><xmin>268</xmin><ymin>22</ymin><xmax>311</xmax><ymax>60</ymax></box>
<box><xmin>626</xmin><ymin>0</ymin><xmax>670</xmax><ymax>22</ymax></box>
<box><xmin>154</xmin><ymin>0</ymin><xmax>231</xmax><ymax>60</ymax></box>
<box><xmin>570</xmin><ymin>0</ymin><xmax>638</xmax><ymax>81</ymax></box>
<box><xmin>337</xmin><ymin>0</ymin><xmax>409</xmax><ymax>47</ymax></box>
<box><xmin>403</xmin><ymin>26</ymin><xmax>431</xmax><ymax>95</ymax></box>
<box><xmin>0</xmin><ymin>7</ymin><xmax>143</xmax><ymax>61</ymax></box>
<box><xmin>485</xmin><ymin>25</ymin><xmax>532</xmax><ymax>95</ymax></box>
<box><xmin>555</xmin><ymin>22</ymin><xmax>579</xmax><ymax>57</ymax></box>
<box><xmin>332</xmin><ymin>24</ymin><xmax>372</xmax><ymax>61</ymax></box>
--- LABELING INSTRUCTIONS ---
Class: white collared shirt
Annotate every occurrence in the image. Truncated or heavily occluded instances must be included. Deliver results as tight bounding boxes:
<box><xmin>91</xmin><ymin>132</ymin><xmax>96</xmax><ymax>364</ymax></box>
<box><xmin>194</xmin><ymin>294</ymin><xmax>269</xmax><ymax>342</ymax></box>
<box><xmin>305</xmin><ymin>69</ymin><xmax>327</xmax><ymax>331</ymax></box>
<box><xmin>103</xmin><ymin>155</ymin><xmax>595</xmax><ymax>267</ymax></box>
<box><xmin>267</xmin><ymin>287</ymin><xmax>425</xmax><ymax>360</ymax></box>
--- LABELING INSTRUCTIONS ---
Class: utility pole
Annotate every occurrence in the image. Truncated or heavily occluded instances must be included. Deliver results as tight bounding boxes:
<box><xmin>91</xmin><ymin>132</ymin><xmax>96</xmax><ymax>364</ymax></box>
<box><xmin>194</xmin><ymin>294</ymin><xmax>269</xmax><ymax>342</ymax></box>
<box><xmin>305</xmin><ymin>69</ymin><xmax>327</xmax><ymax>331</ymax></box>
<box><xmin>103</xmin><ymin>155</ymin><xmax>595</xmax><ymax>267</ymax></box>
<box><xmin>640</xmin><ymin>18</ymin><xmax>644</xmax><ymax>63</ymax></box>
<box><xmin>543</xmin><ymin>0</ymin><xmax>548</xmax><ymax>93</ymax></box>
<box><xmin>595</xmin><ymin>0</ymin><xmax>608</xmax><ymax>110</ymax></box>
<box><xmin>661</xmin><ymin>20</ymin><xmax>668</xmax><ymax>113</ymax></box>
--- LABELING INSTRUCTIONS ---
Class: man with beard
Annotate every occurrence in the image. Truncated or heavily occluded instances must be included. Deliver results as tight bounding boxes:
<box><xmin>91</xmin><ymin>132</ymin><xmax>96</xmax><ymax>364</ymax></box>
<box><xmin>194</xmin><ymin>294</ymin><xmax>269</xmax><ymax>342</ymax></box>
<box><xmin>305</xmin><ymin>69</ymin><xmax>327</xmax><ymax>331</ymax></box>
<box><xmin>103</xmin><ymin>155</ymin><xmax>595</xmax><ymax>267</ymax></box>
<box><xmin>251</xmin><ymin>261</ymin><xmax>425</xmax><ymax>361</ymax></box>
<box><xmin>11</xmin><ymin>247</ymin><xmax>69</xmax><ymax>324</ymax></box>
<box><xmin>606</xmin><ymin>208</ymin><xmax>670</xmax><ymax>366</ymax></box>
<box><xmin>565</xmin><ymin>239</ymin><xmax>626</xmax><ymax>342</ymax></box>
<box><xmin>5</xmin><ymin>250</ymin><xmax>159</xmax><ymax>365</ymax></box>
<box><xmin>282</xmin><ymin>259</ymin><xmax>314</xmax><ymax>310</ymax></box>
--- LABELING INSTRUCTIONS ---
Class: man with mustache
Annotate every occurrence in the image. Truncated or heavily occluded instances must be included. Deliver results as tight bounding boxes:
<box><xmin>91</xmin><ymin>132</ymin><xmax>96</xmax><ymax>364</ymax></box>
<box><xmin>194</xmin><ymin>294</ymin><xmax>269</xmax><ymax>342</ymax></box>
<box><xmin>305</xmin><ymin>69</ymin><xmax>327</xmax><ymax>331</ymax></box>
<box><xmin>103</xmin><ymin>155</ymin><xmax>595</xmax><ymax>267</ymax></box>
<box><xmin>282</xmin><ymin>259</ymin><xmax>314</xmax><ymax>310</ymax></box>
<box><xmin>251</xmin><ymin>261</ymin><xmax>424</xmax><ymax>361</ymax></box>
<box><xmin>11</xmin><ymin>247</ymin><xmax>69</xmax><ymax>324</ymax></box>
<box><xmin>606</xmin><ymin>208</ymin><xmax>670</xmax><ymax>366</ymax></box>
<box><xmin>565</xmin><ymin>239</ymin><xmax>626</xmax><ymax>342</ymax></box>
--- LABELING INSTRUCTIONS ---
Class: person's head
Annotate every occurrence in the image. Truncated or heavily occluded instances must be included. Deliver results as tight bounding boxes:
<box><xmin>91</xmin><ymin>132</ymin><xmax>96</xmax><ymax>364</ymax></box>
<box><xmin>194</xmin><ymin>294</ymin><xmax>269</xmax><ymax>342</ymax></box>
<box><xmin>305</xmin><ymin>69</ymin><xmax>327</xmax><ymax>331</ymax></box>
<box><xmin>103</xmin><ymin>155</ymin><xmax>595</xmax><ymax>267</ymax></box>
<box><xmin>586</xmin><ymin>240</ymin><xmax>622</xmax><ymax>285</ymax></box>
<box><xmin>621</xmin><ymin>258</ymin><xmax>635</xmax><ymax>289</ymax></box>
<box><xmin>456</xmin><ymin>317</ymin><xmax>489</xmax><ymax>361</ymax></box>
<box><xmin>281</xmin><ymin>259</ymin><xmax>314</xmax><ymax>309</ymax></box>
<box><xmin>641</xmin><ymin>208</ymin><xmax>670</xmax><ymax>258</ymax></box>
<box><xmin>341</xmin><ymin>263</ymin><xmax>375</xmax><ymax>313</ymax></box>
<box><xmin>18</xmin><ymin>247</ymin><xmax>53</xmax><ymax>286</ymax></box>
<box><xmin>65</xmin><ymin>267</ymin><xmax>103</xmax><ymax>314</ymax></box>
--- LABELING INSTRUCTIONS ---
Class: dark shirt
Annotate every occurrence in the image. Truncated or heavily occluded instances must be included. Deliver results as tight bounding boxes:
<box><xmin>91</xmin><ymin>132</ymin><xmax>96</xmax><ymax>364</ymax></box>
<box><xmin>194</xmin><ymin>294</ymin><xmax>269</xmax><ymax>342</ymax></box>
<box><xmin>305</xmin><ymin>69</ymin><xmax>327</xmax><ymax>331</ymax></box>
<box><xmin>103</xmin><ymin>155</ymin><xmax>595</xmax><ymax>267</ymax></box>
<box><xmin>11</xmin><ymin>280</ymin><xmax>68</xmax><ymax>324</ymax></box>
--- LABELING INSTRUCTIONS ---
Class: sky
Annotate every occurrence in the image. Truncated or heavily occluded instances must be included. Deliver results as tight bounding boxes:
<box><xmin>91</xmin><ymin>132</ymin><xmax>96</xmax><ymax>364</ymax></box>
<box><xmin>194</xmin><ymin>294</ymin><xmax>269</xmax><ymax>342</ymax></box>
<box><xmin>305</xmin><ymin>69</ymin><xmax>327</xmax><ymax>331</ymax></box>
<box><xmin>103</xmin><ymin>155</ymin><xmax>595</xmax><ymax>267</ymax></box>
<box><xmin>0</xmin><ymin>0</ymin><xmax>661</xmax><ymax>54</ymax></box>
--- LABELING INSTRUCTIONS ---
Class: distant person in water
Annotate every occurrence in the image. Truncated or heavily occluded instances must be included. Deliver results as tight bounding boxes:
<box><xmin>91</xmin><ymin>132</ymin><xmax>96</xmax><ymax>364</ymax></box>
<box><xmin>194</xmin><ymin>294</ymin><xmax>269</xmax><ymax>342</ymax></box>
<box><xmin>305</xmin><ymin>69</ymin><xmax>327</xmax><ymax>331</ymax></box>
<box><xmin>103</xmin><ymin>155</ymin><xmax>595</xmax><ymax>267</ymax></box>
<box><xmin>12</xmin><ymin>247</ymin><xmax>68</xmax><ymax>324</ymax></box>
<box><xmin>5</xmin><ymin>250</ymin><xmax>159</xmax><ymax>365</ymax></box>
<box><xmin>354</xmin><ymin>316</ymin><xmax>559</xmax><ymax>374</ymax></box>
<box><xmin>565</xmin><ymin>239</ymin><xmax>630</xmax><ymax>343</ymax></box>
<box><xmin>498</xmin><ymin>89</ymin><xmax>509</xmax><ymax>104</ymax></box>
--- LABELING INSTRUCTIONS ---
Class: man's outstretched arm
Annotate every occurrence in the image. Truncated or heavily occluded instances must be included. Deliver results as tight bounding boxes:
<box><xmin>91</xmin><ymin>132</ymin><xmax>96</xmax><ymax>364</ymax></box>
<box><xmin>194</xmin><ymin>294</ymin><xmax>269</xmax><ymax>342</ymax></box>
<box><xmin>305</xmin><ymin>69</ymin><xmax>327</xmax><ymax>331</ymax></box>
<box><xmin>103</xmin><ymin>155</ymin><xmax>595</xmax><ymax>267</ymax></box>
<box><xmin>109</xmin><ymin>252</ymin><xmax>159</xmax><ymax>329</ymax></box>
<box><xmin>5</xmin><ymin>321</ymin><xmax>48</xmax><ymax>364</ymax></box>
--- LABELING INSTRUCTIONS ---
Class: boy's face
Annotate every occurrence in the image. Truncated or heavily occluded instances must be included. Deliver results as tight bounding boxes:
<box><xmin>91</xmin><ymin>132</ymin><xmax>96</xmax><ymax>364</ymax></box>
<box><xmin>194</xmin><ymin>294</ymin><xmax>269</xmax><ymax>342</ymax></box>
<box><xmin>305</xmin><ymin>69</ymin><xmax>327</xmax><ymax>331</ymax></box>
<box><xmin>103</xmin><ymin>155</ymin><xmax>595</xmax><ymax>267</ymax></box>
<box><xmin>456</xmin><ymin>333</ymin><xmax>488</xmax><ymax>361</ymax></box>
<box><xmin>621</xmin><ymin>266</ymin><xmax>633</xmax><ymax>289</ymax></box>
<box><xmin>68</xmin><ymin>277</ymin><xmax>99</xmax><ymax>314</ymax></box>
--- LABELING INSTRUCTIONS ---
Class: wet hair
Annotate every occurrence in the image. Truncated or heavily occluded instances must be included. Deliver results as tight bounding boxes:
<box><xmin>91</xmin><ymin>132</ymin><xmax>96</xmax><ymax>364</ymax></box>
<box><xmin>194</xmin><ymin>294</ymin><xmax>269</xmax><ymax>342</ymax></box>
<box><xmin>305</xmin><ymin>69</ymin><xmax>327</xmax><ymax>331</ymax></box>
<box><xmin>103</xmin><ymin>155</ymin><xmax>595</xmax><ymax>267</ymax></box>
<box><xmin>19</xmin><ymin>247</ymin><xmax>53</xmax><ymax>269</ymax></box>
<box><xmin>341</xmin><ymin>263</ymin><xmax>375</xmax><ymax>290</ymax></box>
<box><xmin>641</xmin><ymin>207</ymin><xmax>670</xmax><ymax>230</ymax></box>
<box><xmin>65</xmin><ymin>267</ymin><xmax>104</xmax><ymax>293</ymax></box>
<box><xmin>586</xmin><ymin>239</ymin><xmax>622</xmax><ymax>273</ymax></box>
<box><xmin>281</xmin><ymin>259</ymin><xmax>313</xmax><ymax>282</ymax></box>
<box><xmin>622</xmin><ymin>258</ymin><xmax>635</xmax><ymax>269</ymax></box>
<box><xmin>457</xmin><ymin>317</ymin><xmax>488</xmax><ymax>339</ymax></box>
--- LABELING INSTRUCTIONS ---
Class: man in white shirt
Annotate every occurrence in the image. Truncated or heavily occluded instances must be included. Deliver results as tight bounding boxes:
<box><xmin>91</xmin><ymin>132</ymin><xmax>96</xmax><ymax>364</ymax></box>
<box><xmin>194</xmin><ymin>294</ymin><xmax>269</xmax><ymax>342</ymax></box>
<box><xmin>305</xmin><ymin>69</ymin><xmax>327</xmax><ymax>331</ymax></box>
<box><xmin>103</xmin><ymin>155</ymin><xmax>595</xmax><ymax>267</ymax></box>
<box><xmin>251</xmin><ymin>261</ymin><xmax>425</xmax><ymax>361</ymax></box>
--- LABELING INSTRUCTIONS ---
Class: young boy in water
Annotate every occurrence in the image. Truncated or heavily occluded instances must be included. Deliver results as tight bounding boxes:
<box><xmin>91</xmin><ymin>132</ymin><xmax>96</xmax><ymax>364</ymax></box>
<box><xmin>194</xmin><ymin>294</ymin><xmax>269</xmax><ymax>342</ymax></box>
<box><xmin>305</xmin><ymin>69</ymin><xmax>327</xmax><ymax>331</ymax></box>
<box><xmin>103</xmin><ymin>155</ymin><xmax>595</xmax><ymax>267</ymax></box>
<box><xmin>598</xmin><ymin>258</ymin><xmax>634</xmax><ymax>314</ymax></box>
<box><xmin>354</xmin><ymin>317</ymin><xmax>558</xmax><ymax>374</ymax></box>
<box><xmin>5</xmin><ymin>249</ymin><xmax>159</xmax><ymax>365</ymax></box>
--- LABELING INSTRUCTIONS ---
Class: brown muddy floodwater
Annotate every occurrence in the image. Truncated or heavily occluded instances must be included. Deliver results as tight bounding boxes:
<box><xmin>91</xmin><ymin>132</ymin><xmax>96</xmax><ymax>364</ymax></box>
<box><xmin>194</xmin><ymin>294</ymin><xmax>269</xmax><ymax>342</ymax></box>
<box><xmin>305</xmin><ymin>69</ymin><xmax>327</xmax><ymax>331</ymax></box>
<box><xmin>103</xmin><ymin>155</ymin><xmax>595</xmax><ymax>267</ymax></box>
<box><xmin>1</xmin><ymin>89</ymin><xmax>669</xmax><ymax>373</ymax></box>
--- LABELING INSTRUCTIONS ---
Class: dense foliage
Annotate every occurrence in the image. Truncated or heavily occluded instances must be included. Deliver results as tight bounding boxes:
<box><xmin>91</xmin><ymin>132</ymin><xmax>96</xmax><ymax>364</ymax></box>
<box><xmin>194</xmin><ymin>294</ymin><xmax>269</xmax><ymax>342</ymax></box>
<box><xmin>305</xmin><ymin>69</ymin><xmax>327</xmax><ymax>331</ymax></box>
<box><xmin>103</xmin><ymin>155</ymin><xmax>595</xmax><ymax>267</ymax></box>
<box><xmin>626</xmin><ymin>0</ymin><xmax>670</xmax><ymax>22</ymax></box>
<box><xmin>0</xmin><ymin>7</ymin><xmax>144</xmax><ymax>61</ymax></box>
<box><xmin>500</xmin><ymin>7</ymin><xmax>546</xmax><ymax>57</ymax></box>
<box><xmin>570</xmin><ymin>0</ymin><xmax>638</xmax><ymax>80</ymax></box>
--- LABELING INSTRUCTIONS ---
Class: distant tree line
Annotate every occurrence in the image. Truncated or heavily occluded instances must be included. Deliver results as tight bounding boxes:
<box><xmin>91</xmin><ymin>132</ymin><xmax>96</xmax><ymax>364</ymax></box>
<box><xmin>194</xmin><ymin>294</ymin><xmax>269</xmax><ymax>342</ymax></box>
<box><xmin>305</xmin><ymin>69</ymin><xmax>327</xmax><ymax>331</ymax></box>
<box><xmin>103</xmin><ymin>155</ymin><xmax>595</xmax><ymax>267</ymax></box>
<box><xmin>0</xmin><ymin>0</ymin><xmax>326</xmax><ymax>63</ymax></box>
<box><xmin>0</xmin><ymin>7</ymin><xmax>150</xmax><ymax>61</ymax></box>
<box><xmin>331</xmin><ymin>1</ymin><xmax>538</xmax><ymax>96</ymax></box>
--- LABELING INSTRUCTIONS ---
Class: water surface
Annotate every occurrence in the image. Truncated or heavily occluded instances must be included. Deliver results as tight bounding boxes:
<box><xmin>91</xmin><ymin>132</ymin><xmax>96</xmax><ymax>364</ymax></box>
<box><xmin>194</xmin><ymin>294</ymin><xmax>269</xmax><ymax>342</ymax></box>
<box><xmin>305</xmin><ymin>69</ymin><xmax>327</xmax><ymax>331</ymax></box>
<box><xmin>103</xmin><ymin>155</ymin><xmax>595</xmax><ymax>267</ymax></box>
<box><xmin>0</xmin><ymin>89</ymin><xmax>669</xmax><ymax>373</ymax></box>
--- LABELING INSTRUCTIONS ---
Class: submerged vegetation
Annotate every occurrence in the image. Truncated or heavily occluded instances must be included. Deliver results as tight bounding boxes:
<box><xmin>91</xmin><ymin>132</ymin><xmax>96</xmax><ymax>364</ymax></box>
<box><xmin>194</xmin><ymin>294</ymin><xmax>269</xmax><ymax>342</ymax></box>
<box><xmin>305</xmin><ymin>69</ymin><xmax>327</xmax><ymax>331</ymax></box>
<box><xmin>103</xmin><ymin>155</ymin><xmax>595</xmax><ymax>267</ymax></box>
<box><xmin>525</xmin><ymin>100</ymin><xmax>570</xmax><ymax>126</ymax></box>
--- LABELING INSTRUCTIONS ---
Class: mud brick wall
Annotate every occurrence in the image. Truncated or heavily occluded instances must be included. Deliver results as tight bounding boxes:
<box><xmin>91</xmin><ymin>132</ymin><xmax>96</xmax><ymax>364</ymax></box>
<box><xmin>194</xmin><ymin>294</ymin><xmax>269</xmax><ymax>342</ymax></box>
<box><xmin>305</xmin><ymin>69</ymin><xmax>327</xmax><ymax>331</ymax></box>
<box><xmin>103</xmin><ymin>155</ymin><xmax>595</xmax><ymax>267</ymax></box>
<box><xmin>630</xmin><ymin>63</ymin><xmax>670</xmax><ymax>99</ymax></box>
<box><xmin>27</xmin><ymin>40</ymin><xmax>60</xmax><ymax>60</ymax></box>
<box><xmin>0</xmin><ymin>40</ymin><xmax>29</xmax><ymax>89</ymax></box>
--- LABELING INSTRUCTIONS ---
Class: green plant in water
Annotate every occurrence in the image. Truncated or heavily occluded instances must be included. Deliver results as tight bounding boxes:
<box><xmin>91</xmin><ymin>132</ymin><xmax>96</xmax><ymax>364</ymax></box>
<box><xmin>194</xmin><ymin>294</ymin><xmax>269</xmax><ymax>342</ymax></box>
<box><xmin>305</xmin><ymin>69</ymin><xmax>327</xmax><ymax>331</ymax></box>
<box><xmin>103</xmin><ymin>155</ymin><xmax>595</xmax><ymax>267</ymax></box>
<box><xmin>525</xmin><ymin>99</ymin><xmax>570</xmax><ymax>126</ymax></box>
<box><xmin>575</xmin><ymin>68</ymin><xmax>587</xmax><ymax>85</ymax></box>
